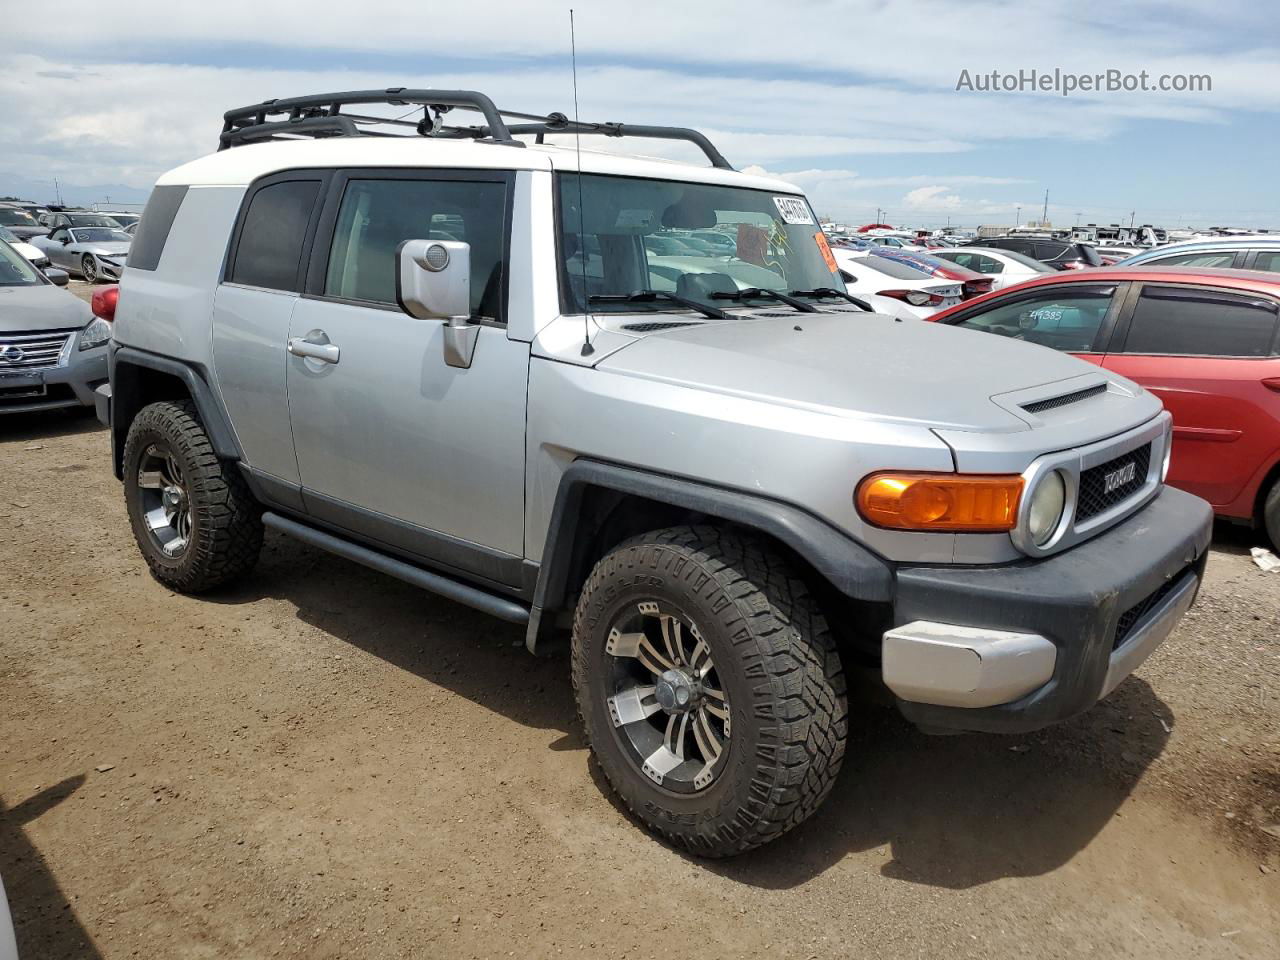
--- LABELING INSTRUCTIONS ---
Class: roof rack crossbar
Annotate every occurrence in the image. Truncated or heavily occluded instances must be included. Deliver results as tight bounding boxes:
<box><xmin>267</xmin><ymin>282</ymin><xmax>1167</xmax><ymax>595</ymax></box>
<box><xmin>217</xmin><ymin>88</ymin><xmax>733</xmax><ymax>169</ymax></box>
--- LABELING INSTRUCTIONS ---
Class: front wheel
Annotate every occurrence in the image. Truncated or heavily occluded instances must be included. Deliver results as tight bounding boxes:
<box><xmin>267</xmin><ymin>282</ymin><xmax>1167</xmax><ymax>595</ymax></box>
<box><xmin>80</xmin><ymin>254</ymin><xmax>97</xmax><ymax>282</ymax></box>
<box><xmin>571</xmin><ymin>526</ymin><xmax>848</xmax><ymax>857</ymax></box>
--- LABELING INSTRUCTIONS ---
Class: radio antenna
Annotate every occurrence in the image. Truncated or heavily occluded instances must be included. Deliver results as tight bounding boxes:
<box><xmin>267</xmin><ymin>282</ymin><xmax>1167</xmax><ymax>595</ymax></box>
<box><xmin>570</xmin><ymin>8</ymin><xmax>594</xmax><ymax>356</ymax></box>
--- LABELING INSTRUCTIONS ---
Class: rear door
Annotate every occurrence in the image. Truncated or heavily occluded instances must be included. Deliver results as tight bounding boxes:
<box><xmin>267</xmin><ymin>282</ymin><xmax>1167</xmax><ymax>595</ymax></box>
<box><xmin>1102</xmin><ymin>283</ymin><xmax>1280</xmax><ymax>510</ymax></box>
<box><xmin>211</xmin><ymin>171</ymin><xmax>329</xmax><ymax>491</ymax></box>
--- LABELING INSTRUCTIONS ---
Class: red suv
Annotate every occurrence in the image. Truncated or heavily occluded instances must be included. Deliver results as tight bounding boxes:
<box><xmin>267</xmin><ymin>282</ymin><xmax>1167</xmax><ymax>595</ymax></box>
<box><xmin>930</xmin><ymin>267</ymin><xmax>1280</xmax><ymax>546</ymax></box>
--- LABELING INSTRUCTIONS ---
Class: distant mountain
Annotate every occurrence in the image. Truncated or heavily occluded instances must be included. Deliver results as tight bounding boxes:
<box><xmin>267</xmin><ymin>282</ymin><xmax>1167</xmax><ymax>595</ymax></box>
<box><xmin>0</xmin><ymin>172</ymin><xmax>150</xmax><ymax>209</ymax></box>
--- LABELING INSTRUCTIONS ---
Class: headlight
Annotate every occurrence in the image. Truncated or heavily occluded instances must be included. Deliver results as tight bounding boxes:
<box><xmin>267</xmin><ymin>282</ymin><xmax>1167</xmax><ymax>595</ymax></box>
<box><xmin>79</xmin><ymin>316</ymin><xmax>112</xmax><ymax>351</ymax></box>
<box><xmin>1027</xmin><ymin>470</ymin><xmax>1067</xmax><ymax>546</ymax></box>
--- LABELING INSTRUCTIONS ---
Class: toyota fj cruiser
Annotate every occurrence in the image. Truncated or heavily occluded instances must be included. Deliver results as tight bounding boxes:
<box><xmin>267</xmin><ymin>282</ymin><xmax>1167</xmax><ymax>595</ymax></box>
<box><xmin>100</xmin><ymin>89</ymin><xmax>1213</xmax><ymax>857</ymax></box>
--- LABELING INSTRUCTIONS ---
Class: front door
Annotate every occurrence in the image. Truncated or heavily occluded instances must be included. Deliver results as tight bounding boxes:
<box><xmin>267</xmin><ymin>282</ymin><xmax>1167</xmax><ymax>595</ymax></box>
<box><xmin>285</xmin><ymin>170</ymin><xmax>529</xmax><ymax>584</ymax></box>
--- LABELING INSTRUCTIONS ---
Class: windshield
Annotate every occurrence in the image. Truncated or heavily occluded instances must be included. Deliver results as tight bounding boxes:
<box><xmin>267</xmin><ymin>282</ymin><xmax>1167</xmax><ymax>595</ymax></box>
<box><xmin>557</xmin><ymin>173</ymin><xmax>840</xmax><ymax>313</ymax></box>
<box><xmin>71</xmin><ymin>228</ymin><xmax>131</xmax><ymax>244</ymax></box>
<box><xmin>0</xmin><ymin>241</ymin><xmax>41</xmax><ymax>286</ymax></box>
<box><xmin>104</xmin><ymin>213</ymin><xmax>139</xmax><ymax>225</ymax></box>
<box><xmin>0</xmin><ymin>207</ymin><xmax>38</xmax><ymax>227</ymax></box>
<box><xmin>68</xmin><ymin>214</ymin><xmax>123</xmax><ymax>228</ymax></box>
<box><xmin>0</xmin><ymin>227</ymin><xmax>18</xmax><ymax>243</ymax></box>
<box><xmin>996</xmin><ymin>249</ymin><xmax>1057</xmax><ymax>272</ymax></box>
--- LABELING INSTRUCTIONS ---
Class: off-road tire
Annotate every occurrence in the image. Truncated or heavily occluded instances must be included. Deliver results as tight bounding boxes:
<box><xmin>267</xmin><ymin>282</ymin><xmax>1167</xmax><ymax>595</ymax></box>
<box><xmin>123</xmin><ymin>400</ymin><xmax>262</xmax><ymax>593</ymax></box>
<box><xmin>1265</xmin><ymin>479</ymin><xmax>1280</xmax><ymax>551</ymax></box>
<box><xmin>571</xmin><ymin>525</ymin><xmax>848</xmax><ymax>857</ymax></box>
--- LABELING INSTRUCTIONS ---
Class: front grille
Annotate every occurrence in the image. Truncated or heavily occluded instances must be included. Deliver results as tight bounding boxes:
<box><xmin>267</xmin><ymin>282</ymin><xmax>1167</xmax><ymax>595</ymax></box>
<box><xmin>1022</xmin><ymin>383</ymin><xmax>1107</xmax><ymax>414</ymax></box>
<box><xmin>1077</xmin><ymin>443</ymin><xmax>1151</xmax><ymax>523</ymax></box>
<box><xmin>1113</xmin><ymin>571</ymin><xmax>1189</xmax><ymax>649</ymax></box>
<box><xmin>0</xmin><ymin>330</ymin><xmax>74</xmax><ymax>370</ymax></box>
<box><xmin>621</xmin><ymin>321</ymin><xmax>700</xmax><ymax>333</ymax></box>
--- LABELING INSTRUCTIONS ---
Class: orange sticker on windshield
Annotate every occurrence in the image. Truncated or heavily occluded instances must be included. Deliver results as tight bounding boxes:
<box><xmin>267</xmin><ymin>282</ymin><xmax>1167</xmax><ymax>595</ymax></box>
<box><xmin>815</xmin><ymin>231</ymin><xmax>838</xmax><ymax>273</ymax></box>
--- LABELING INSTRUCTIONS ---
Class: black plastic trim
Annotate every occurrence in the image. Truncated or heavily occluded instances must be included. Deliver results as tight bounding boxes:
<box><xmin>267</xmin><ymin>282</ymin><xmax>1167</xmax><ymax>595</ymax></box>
<box><xmin>525</xmin><ymin>459</ymin><xmax>895</xmax><ymax>651</ymax></box>
<box><xmin>299</xmin><ymin>487</ymin><xmax>528</xmax><ymax>596</ymax></box>
<box><xmin>262</xmin><ymin>512</ymin><xmax>530</xmax><ymax>624</ymax></box>
<box><xmin>109</xmin><ymin>345</ymin><xmax>242</xmax><ymax>478</ymax></box>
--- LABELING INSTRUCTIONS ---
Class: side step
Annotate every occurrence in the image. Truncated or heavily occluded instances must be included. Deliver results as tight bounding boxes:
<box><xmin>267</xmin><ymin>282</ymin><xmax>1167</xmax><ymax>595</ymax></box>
<box><xmin>261</xmin><ymin>512</ymin><xmax>530</xmax><ymax>625</ymax></box>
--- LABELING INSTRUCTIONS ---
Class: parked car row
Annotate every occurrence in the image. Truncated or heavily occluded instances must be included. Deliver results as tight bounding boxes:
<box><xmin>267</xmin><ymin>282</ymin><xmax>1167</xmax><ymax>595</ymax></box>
<box><xmin>0</xmin><ymin>203</ymin><xmax>137</xmax><ymax>280</ymax></box>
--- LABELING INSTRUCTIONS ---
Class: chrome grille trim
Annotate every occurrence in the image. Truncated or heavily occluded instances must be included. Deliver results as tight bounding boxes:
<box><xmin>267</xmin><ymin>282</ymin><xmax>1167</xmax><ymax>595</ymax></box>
<box><xmin>0</xmin><ymin>329</ymin><xmax>77</xmax><ymax>370</ymax></box>
<box><xmin>1011</xmin><ymin>413</ymin><xmax>1171</xmax><ymax>558</ymax></box>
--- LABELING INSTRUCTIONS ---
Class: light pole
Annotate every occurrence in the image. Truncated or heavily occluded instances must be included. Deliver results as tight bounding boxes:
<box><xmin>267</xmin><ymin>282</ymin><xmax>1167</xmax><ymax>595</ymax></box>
<box><xmin>1016</xmin><ymin>205</ymin><xmax>1022</xmax><ymax>228</ymax></box>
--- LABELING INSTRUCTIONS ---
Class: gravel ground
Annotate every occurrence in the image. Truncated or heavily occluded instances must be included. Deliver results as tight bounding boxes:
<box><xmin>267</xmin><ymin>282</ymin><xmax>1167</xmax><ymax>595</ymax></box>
<box><xmin>0</xmin><ymin>285</ymin><xmax>1276</xmax><ymax>958</ymax></box>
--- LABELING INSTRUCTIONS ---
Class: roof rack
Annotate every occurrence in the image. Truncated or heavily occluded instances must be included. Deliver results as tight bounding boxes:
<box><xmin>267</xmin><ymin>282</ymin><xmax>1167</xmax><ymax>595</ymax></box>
<box><xmin>219</xmin><ymin>88</ymin><xmax>733</xmax><ymax>170</ymax></box>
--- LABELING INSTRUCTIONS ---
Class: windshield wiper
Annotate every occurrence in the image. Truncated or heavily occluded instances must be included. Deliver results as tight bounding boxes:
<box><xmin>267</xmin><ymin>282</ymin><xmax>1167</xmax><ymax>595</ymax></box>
<box><xmin>587</xmin><ymin>290</ymin><xmax>729</xmax><ymax>320</ymax></box>
<box><xmin>710</xmin><ymin>287</ymin><xmax>816</xmax><ymax>313</ymax></box>
<box><xmin>789</xmin><ymin>287</ymin><xmax>874</xmax><ymax>312</ymax></box>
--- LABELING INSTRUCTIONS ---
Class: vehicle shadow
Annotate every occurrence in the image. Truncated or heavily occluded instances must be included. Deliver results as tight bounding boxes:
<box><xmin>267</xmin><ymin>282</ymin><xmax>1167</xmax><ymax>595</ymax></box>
<box><xmin>218</xmin><ymin>532</ymin><xmax>1172</xmax><ymax>890</ymax></box>
<box><xmin>697</xmin><ymin>677</ymin><xmax>1173</xmax><ymax>890</ymax></box>
<box><xmin>211</xmin><ymin>532</ymin><xmax>579</xmax><ymax>744</ymax></box>
<box><xmin>0</xmin><ymin>409</ymin><xmax>103</xmax><ymax>444</ymax></box>
<box><xmin>0</xmin><ymin>775</ymin><xmax>104</xmax><ymax>959</ymax></box>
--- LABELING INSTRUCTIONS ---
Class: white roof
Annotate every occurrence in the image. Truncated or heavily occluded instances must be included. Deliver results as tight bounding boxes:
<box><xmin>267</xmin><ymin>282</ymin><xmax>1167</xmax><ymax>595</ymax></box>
<box><xmin>157</xmin><ymin>136</ymin><xmax>803</xmax><ymax>195</ymax></box>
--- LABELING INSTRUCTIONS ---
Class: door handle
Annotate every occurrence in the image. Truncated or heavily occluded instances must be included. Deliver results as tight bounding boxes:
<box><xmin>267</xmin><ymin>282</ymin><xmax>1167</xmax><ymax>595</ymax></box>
<box><xmin>288</xmin><ymin>334</ymin><xmax>340</xmax><ymax>364</ymax></box>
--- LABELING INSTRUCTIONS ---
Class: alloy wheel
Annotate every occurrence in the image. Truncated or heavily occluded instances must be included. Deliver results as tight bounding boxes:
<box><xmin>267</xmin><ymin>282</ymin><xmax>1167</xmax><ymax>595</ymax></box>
<box><xmin>604</xmin><ymin>600</ymin><xmax>730</xmax><ymax>793</ymax></box>
<box><xmin>136</xmin><ymin>443</ymin><xmax>192</xmax><ymax>557</ymax></box>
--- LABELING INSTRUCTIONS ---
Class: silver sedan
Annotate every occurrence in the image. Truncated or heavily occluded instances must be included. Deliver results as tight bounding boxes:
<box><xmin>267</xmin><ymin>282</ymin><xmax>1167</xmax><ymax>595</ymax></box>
<box><xmin>31</xmin><ymin>225</ymin><xmax>131</xmax><ymax>282</ymax></box>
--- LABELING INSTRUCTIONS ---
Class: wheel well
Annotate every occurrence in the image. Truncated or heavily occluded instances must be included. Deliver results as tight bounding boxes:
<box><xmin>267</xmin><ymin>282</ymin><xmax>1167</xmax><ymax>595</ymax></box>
<box><xmin>111</xmin><ymin>362</ymin><xmax>194</xmax><ymax>478</ymax></box>
<box><xmin>550</xmin><ymin>488</ymin><xmax>889</xmax><ymax>662</ymax></box>
<box><xmin>1256</xmin><ymin>457</ymin><xmax>1280</xmax><ymax>525</ymax></box>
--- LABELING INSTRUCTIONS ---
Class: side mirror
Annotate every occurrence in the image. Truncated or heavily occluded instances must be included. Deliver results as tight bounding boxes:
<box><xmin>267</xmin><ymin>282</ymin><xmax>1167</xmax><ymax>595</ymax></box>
<box><xmin>61</xmin><ymin>236</ymin><xmax>70</xmax><ymax>245</ymax></box>
<box><xmin>45</xmin><ymin>268</ymin><xmax>69</xmax><ymax>286</ymax></box>
<box><xmin>396</xmin><ymin>239</ymin><xmax>477</xmax><ymax>369</ymax></box>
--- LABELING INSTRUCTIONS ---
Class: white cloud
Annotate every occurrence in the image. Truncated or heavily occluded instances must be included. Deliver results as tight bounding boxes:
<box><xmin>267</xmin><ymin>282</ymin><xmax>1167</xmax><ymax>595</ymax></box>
<box><xmin>902</xmin><ymin>186</ymin><xmax>964</xmax><ymax>211</ymax></box>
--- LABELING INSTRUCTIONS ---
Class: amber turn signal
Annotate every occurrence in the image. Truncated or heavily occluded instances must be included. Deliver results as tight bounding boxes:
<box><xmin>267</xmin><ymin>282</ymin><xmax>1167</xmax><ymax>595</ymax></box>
<box><xmin>856</xmin><ymin>472</ymin><xmax>1024</xmax><ymax>532</ymax></box>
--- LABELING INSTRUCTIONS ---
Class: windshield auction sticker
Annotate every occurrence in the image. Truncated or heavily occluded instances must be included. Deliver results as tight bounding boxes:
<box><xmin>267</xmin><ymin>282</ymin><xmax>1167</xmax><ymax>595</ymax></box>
<box><xmin>814</xmin><ymin>231</ymin><xmax>838</xmax><ymax>272</ymax></box>
<box><xmin>773</xmin><ymin>196</ymin><xmax>814</xmax><ymax>225</ymax></box>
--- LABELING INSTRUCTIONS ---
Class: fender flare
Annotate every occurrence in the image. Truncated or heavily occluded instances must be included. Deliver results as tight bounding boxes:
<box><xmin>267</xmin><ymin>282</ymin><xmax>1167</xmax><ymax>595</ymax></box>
<box><xmin>525</xmin><ymin>459</ymin><xmax>894</xmax><ymax>652</ymax></box>
<box><xmin>109</xmin><ymin>345</ymin><xmax>242</xmax><ymax>477</ymax></box>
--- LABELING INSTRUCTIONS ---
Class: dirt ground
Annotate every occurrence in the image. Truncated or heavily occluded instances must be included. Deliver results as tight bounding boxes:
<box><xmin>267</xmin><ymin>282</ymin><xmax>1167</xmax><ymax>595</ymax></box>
<box><xmin>1</xmin><ymin>293</ymin><xmax>1277</xmax><ymax>958</ymax></box>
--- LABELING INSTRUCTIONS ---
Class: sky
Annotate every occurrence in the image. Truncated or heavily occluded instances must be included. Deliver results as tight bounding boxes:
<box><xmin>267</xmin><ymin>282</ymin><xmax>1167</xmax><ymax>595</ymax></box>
<box><xmin>3</xmin><ymin>0</ymin><xmax>1278</xmax><ymax>229</ymax></box>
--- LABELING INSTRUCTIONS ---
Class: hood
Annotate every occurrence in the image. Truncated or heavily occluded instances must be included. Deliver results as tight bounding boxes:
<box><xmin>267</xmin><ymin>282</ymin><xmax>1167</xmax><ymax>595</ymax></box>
<box><xmin>0</xmin><ymin>284</ymin><xmax>92</xmax><ymax>332</ymax></box>
<box><xmin>596</xmin><ymin>311</ymin><xmax>1150</xmax><ymax>434</ymax></box>
<box><xmin>82</xmin><ymin>242</ymin><xmax>130</xmax><ymax>257</ymax></box>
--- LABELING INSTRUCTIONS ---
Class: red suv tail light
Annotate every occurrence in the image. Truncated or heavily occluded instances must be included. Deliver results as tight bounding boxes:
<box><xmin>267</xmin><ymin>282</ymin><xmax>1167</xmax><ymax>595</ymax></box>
<box><xmin>92</xmin><ymin>284</ymin><xmax>119</xmax><ymax>322</ymax></box>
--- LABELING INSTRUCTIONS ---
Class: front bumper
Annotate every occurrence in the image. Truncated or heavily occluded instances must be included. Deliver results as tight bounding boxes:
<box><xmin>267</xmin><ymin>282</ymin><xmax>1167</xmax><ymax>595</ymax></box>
<box><xmin>885</xmin><ymin>486</ymin><xmax>1212</xmax><ymax>733</ymax></box>
<box><xmin>0</xmin><ymin>343</ymin><xmax>108</xmax><ymax>414</ymax></box>
<box><xmin>88</xmin><ymin>256</ymin><xmax>125</xmax><ymax>281</ymax></box>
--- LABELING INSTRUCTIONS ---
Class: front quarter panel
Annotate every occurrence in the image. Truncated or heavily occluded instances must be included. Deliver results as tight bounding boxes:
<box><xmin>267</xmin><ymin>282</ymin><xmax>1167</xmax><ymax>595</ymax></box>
<box><xmin>524</xmin><ymin>357</ymin><xmax>962</xmax><ymax>565</ymax></box>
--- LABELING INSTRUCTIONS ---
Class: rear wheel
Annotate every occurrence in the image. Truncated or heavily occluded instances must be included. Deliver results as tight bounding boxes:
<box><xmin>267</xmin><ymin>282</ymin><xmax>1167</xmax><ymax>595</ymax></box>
<box><xmin>1264</xmin><ymin>479</ymin><xmax>1280</xmax><ymax>551</ymax></box>
<box><xmin>571</xmin><ymin>526</ymin><xmax>847</xmax><ymax>857</ymax></box>
<box><xmin>123</xmin><ymin>400</ymin><xmax>263</xmax><ymax>592</ymax></box>
<box><xmin>80</xmin><ymin>254</ymin><xmax>97</xmax><ymax>282</ymax></box>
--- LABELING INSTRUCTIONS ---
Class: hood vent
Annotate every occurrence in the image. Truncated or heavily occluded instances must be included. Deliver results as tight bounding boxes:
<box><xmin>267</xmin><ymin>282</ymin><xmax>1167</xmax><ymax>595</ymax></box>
<box><xmin>1021</xmin><ymin>383</ymin><xmax>1108</xmax><ymax>415</ymax></box>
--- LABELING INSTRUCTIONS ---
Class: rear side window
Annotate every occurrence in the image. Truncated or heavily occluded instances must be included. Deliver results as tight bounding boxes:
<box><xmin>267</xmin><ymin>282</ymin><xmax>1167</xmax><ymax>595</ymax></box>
<box><xmin>1150</xmin><ymin>251</ymin><xmax>1236</xmax><ymax>268</ymax></box>
<box><xmin>227</xmin><ymin>179</ymin><xmax>321</xmax><ymax>292</ymax></box>
<box><xmin>1252</xmin><ymin>250</ymin><xmax>1280</xmax><ymax>272</ymax></box>
<box><xmin>1123</xmin><ymin>286</ymin><xmax>1279</xmax><ymax>357</ymax></box>
<box><xmin>125</xmin><ymin>185</ymin><xmax>188</xmax><ymax>271</ymax></box>
<box><xmin>323</xmin><ymin>177</ymin><xmax>507</xmax><ymax>320</ymax></box>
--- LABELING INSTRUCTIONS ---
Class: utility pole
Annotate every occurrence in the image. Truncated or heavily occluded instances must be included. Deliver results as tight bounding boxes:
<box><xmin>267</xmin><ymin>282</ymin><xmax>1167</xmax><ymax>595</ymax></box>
<box><xmin>1042</xmin><ymin>189</ymin><xmax>1049</xmax><ymax>224</ymax></box>
<box><xmin>1129</xmin><ymin>210</ymin><xmax>1136</xmax><ymax>229</ymax></box>
<box><xmin>1016</xmin><ymin>205</ymin><xmax>1022</xmax><ymax>227</ymax></box>
<box><xmin>54</xmin><ymin>177</ymin><xmax>63</xmax><ymax>206</ymax></box>
<box><xmin>1075</xmin><ymin>211</ymin><xmax>1081</xmax><ymax>227</ymax></box>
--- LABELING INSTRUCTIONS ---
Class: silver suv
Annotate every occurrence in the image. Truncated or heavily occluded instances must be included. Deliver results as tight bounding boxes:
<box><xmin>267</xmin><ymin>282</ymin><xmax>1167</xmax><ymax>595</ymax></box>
<box><xmin>100</xmin><ymin>90</ymin><xmax>1213</xmax><ymax>857</ymax></box>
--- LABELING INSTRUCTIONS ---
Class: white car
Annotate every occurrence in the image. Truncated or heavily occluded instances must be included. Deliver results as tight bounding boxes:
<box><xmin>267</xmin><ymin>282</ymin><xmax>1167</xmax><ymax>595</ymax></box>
<box><xmin>0</xmin><ymin>226</ymin><xmax>50</xmax><ymax>271</ymax></box>
<box><xmin>929</xmin><ymin>246</ymin><xmax>1057</xmax><ymax>291</ymax></box>
<box><xmin>833</xmin><ymin>248</ymin><xmax>962</xmax><ymax>318</ymax></box>
<box><xmin>0</xmin><ymin>874</ymin><xmax>16</xmax><ymax>960</ymax></box>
